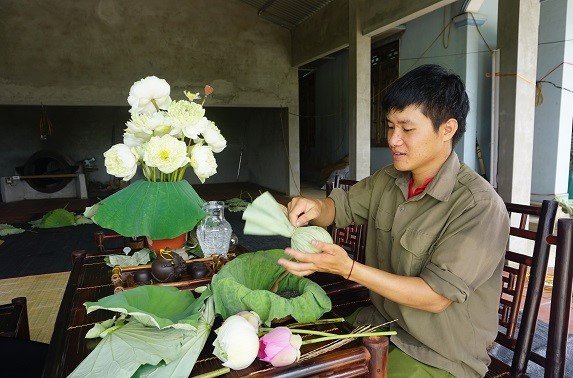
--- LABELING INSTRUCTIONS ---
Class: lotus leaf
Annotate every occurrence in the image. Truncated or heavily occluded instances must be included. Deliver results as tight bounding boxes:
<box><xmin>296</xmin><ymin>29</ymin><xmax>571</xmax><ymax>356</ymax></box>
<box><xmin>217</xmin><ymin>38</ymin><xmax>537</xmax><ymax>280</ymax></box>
<box><xmin>132</xmin><ymin>296</ymin><xmax>215</xmax><ymax>377</ymax></box>
<box><xmin>0</xmin><ymin>224</ymin><xmax>25</xmax><ymax>236</ymax></box>
<box><xmin>84</xmin><ymin>179</ymin><xmax>206</xmax><ymax>239</ymax></box>
<box><xmin>85</xmin><ymin>285</ymin><xmax>211</xmax><ymax>330</ymax></box>
<box><xmin>105</xmin><ymin>249</ymin><xmax>151</xmax><ymax>267</ymax></box>
<box><xmin>211</xmin><ymin>249</ymin><xmax>332</xmax><ymax>326</ymax></box>
<box><xmin>35</xmin><ymin>208</ymin><xmax>76</xmax><ymax>228</ymax></box>
<box><xmin>67</xmin><ymin>320</ymin><xmax>187</xmax><ymax>378</ymax></box>
<box><xmin>242</xmin><ymin>191</ymin><xmax>293</xmax><ymax>237</ymax></box>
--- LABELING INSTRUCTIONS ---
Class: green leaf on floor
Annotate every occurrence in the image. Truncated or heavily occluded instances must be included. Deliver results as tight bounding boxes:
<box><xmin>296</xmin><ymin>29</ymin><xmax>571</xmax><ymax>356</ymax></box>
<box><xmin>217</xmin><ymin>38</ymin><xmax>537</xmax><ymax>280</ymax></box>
<box><xmin>28</xmin><ymin>208</ymin><xmax>94</xmax><ymax>228</ymax></box>
<box><xmin>0</xmin><ymin>224</ymin><xmax>26</xmax><ymax>236</ymax></box>
<box><xmin>225</xmin><ymin>197</ymin><xmax>250</xmax><ymax>212</ymax></box>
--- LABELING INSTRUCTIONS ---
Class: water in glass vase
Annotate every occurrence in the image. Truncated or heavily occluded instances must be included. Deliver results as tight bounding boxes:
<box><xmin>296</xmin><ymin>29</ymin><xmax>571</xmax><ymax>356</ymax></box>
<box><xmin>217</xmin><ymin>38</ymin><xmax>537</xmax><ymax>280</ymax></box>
<box><xmin>196</xmin><ymin>201</ymin><xmax>233</xmax><ymax>257</ymax></box>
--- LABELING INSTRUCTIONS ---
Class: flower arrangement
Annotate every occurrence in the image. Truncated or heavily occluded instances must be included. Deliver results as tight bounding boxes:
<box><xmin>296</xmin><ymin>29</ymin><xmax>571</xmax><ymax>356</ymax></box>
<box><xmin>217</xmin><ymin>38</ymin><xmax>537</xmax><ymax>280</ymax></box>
<box><xmin>85</xmin><ymin>76</ymin><xmax>226</xmax><ymax>240</ymax></box>
<box><xmin>104</xmin><ymin>75</ymin><xmax>226</xmax><ymax>183</ymax></box>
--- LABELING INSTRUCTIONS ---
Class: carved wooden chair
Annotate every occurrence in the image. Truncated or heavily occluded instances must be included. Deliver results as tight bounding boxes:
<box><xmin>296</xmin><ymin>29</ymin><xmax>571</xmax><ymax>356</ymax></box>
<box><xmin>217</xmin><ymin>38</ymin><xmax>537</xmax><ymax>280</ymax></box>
<box><xmin>94</xmin><ymin>230</ymin><xmax>146</xmax><ymax>256</ymax></box>
<box><xmin>0</xmin><ymin>296</ymin><xmax>49</xmax><ymax>376</ymax></box>
<box><xmin>325</xmin><ymin>178</ymin><xmax>367</xmax><ymax>264</ymax></box>
<box><xmin>0</xmin><ymin>297</ymin><xmax>30</xmax><ymax>340</ymax></box>
<box><xmin>541</xmin><ymin>217</ymin><xmax>573</xmax><ymax>378</ymax></box>
<box><xmin>487</xmin><ymin>199</ymin><xmax>559</xmax><ymax>377</ymax></box>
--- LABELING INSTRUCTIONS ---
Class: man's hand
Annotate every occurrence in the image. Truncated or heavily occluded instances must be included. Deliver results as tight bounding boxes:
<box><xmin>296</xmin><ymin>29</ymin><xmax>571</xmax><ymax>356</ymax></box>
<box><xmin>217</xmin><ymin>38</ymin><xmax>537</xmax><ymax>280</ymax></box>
<box><xmin>287</xmin><ymin>196</ymin><xmax>335</xmax><ymax>228</ymax></box>
<box><xmin>280</xmin><ymin>240</ymin><xmax>452</xmax><ymax>313</ymax></box>
<box><xmin>278</xmin><ymin>240</ymin><xmax>353</xmax><ymax>278</ymax></box>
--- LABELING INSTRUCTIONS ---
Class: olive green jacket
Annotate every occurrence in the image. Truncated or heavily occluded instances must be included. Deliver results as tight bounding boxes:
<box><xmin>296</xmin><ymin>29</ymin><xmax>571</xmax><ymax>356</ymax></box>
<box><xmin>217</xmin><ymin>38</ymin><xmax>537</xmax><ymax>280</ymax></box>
<box><xmin>330</xmin><ymin>152</ymin><xmax>509</xmax><ymax>378</ymax></box>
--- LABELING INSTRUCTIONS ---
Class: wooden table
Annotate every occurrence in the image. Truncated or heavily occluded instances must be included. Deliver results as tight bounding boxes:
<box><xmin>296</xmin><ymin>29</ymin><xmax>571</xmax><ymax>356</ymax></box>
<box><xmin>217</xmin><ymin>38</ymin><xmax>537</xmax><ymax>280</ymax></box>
<box><xmin>42</xmin><ymin>251</ymin><xmax>387</xmax><ymax>377</ymax></box>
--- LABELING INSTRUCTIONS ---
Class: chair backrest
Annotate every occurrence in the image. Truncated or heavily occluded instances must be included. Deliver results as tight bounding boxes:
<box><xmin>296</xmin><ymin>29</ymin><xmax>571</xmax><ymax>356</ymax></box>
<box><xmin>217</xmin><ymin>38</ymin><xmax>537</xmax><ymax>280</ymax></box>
<box><xmin>488</xmin><ymin>200</ymin><xmax>558</xmax><ymax>377</ymax></box>
<box><xmin>0</xmin><ymin>297</ymin><xmax>30</xmax><ymax>340</ymax></box>
<box><xmin>325</xmin><ymin>178</ymin><xmax>367</xmax><ymax>264</ymax></box>
<box><xmin>543</xmin><ymin>217</ymin><xmax>573</xmax><ymax>378</ymax></box>
<box><xmin>326</xmin><ymin>177</ymin><xmax>358</xmax><ymax>196</ymax></box>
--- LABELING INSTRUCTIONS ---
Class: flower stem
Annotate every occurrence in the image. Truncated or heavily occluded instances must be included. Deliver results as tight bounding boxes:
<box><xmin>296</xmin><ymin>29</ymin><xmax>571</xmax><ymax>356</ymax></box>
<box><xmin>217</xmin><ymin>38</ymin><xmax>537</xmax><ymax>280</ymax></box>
<box><xmin>259</xmin><ymin>328</ymin><xmax>337</xmax><ymax>337</ymax></box>
<box><xmin>192</xmin><ymin>367</ymin><xmax>230</xmax><ymax>378</ymax></box>
<box><xmin>259</xmin><ymin>326</ymin><xmax>397</xmax><ymax>344</ymax></box>
<box><xmin>301</xmin><ymin>331</ymin><xmax>397</xmax><ymax>345</ymax></box>
<box><xmin>150</xmin><ymin>98</ymin><xmax>160</xmax><ymax>112</ymax></box>
<box><xmin>287</xmin><ymin>318</ymin><xmax>345</xmax><ymax>328</ymax></box>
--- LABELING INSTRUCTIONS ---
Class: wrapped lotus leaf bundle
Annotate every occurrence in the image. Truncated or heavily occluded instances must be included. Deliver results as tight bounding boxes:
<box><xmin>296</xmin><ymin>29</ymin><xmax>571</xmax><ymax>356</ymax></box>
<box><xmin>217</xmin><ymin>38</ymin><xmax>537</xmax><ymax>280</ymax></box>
<box><xmin>290</xmin><ymin>225</ymin><xmax>332</xmax><ymax>253</ymax></box>
<box><xmin>242</xmin><ymin>192</ymin><xmax>333</xmax><ymax>253</ymax></box>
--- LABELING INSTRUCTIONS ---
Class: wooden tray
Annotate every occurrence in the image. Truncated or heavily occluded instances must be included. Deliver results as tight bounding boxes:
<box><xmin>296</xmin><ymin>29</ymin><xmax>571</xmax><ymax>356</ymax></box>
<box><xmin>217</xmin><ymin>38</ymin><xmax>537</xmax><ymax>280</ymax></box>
<box><xmin>110</xmin><ymin>253</ymin><xmax>236</xmax><ymax>293</ymax></box>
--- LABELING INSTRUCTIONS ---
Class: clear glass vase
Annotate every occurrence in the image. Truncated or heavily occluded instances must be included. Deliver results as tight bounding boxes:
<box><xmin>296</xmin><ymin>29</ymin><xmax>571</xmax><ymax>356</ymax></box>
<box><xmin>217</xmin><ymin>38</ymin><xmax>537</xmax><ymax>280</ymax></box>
<box><xmin>196</xmin><ymin>201</ymin><xmax>236</xmax><ymax>258</ymax></box>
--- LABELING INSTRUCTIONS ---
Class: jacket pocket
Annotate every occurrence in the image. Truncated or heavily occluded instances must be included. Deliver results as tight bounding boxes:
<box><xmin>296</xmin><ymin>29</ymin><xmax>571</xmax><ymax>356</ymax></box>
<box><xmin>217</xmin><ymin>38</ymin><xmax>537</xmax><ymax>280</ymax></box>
<box><xmin>398</xmin><ymin>228</ymin><xmax>438</xmax><ymax>275</ymax></box>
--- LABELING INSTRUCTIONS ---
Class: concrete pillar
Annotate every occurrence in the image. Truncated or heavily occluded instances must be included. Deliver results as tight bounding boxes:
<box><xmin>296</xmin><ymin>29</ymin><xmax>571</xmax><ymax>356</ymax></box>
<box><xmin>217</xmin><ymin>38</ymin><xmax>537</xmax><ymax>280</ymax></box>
<box><xmin>348</xmin><ymin>1</ymin><xmax>371</xmax><ymax>180</ymax></box>
<box><xmin>452</xmin><ymin>12</ymin><xmax>489</xmax><ymax>174</ymax></box>
<box><xmin>531</xmin><ymin>0</ymin><xmax>573</xmax><ymax>203</ymax></box>
<box><xmin>496</xmin><ymin>0</ymin><xmax>540</xmax><ymax>203</ymax></box>
<box><xmin>288</xmin><ymin>108</ymin><xmax>301</xmax><ymax>197</ymax></box>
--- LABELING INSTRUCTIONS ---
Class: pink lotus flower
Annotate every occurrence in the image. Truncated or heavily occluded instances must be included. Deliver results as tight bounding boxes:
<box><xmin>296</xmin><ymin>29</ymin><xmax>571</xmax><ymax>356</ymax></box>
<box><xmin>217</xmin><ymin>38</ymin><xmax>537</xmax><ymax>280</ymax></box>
<box><xmin>258</xmin><ymin>326</ymin><xmax>303</xmax><ymax>367</ymax></box>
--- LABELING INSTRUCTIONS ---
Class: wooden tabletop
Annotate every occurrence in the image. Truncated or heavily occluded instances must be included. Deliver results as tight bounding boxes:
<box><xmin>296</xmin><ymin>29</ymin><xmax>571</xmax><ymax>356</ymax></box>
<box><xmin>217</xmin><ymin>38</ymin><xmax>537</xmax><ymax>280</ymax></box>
<box><xmin>42</xmin><ymin>251</ymin><xmax>386</xmax><ymax>378</ymax></box>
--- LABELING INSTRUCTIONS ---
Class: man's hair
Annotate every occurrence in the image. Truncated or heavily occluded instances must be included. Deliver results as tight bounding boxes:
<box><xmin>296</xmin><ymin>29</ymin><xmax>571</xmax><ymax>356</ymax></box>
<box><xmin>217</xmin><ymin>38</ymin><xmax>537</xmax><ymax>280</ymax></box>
<box><xmin>381</xmin><ymin>64</ymin><xmax>469</xmax><ymax>146</ymax></box>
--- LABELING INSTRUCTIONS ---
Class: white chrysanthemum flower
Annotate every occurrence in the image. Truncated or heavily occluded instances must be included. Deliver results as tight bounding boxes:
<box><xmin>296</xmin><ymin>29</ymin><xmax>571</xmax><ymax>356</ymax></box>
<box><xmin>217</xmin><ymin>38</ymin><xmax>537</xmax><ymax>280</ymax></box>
<box><xmin>123</xmin><ymin>131</ymin><xmax>148</xmax><ymax>148</ymax></box>
<box><xmin>168</xmin><ymin>100</ymin><xmax>209</xmax><ymax>139</ymax></box>
<box><xmin>143</xmin><ymin>135</ymin><xmax>190</xmax><ymax>174</ymax></box>
<box><xmin>103</xmin><ymin>144</ymin><xmax>139</xmax><ymax>181</ymax></box>
<box><xmin>190</xmin><ymin>144</ymin><xmax>217</xmax><ymax>183</ymax></box>
<box><xmin>213</xmin><ymin>315</ymin><xmax>259</xmax><ymax>370</ymax></box>
<box><xmin>146</xmin><ymin>111</ymin><xmax>176</xmax><ymax>136</ymax></box>
<box><xmin>125</xmin><ymin>113</ymin><xmax>153</xmax><ymax>136</ymax></box>
<box><xmin>128</xmin><ymin>76</ymin><xmax>172</xmax><ymax>114</ymax></box>
<box><xmin>202</xmin><ymin>121</ymin><xmax>227</xmax><ymax>153</ymax></box>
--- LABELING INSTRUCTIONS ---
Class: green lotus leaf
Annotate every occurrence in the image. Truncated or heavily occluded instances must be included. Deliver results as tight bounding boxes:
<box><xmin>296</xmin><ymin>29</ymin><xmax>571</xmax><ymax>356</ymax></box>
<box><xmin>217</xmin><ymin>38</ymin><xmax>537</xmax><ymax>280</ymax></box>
<box><xmin>104</xmin><ymin>249</ymin><xmax>151</xmax><ymax>267</ymax></box>
<box><xmin>67</xmin><ymin>320</ymin><xmax>187</xmax><ymax>378</ymax></box>
<box><xmin>85</xmin><ymin>285</ymin><xmax>211</xmax><ymax>330</ymax></box>
<box><xmin>0</xmin><ymin>224</ymin><xmax>26</xmax><ymax>236</ymax></box>
<box><xmin>85</xmin><ymin>180</ymin><xmax>206</xmax><ymax>239</ymax></box>
<box><xmin>211</xmin><ymin>249</ymin><xmax>332</xmax><ymax>326</ymax></box>
<box><xmin>132</xmin><ymin>296</ymin><xmax>215</xmax><ymax>378</ymax></box>
<box><xmin>35</xmin><ymin>208</ymin><xmax>76</xmax><ymax>228</ymax></box>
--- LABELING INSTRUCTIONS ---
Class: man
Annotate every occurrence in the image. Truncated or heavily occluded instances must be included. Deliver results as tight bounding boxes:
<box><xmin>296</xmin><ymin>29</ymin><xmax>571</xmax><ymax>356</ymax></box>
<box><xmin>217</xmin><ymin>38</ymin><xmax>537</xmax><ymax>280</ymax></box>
<box><xmin>281</xmin><ymin>64</ymin><xmax>509</xmax><ymax>377</ymax></box>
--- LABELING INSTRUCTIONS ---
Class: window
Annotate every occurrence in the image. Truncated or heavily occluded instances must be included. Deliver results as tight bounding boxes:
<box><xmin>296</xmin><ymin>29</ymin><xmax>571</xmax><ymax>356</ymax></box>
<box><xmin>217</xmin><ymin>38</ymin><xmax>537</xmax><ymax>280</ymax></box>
<box><xmin>371</xmin><ymin>40</ymin><xmax>399</xmax><ymax>147</ymax></box>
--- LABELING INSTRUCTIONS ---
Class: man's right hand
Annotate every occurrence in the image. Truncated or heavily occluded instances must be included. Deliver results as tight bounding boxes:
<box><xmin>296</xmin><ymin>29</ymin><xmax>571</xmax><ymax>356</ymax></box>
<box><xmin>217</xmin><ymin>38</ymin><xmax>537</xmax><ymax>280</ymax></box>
<box><xmin>287</xmin><ymin>196</ymin><xmax>335</xmax><ymax>228</ymax></box>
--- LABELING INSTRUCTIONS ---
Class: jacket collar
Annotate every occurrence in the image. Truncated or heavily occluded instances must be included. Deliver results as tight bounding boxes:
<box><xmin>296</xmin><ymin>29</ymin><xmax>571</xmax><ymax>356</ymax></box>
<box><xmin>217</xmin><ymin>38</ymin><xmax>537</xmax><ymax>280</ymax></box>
<box><xmin>384</xmin><ymin>151</ymin><xmax>460</xmax><ymax>202</ymax></box>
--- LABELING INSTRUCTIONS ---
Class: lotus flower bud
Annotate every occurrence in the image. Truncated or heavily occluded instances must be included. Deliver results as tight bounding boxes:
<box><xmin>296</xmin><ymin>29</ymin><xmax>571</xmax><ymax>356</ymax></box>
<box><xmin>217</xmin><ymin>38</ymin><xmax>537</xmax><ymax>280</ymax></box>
<box><xmin>213</xmin><ymin>315</ymin><xmax>260</xmax><ymax>370</ymax></box>
<box><xmin>291</xmin><ymin>226</ymin><xmax>333</xmax><ymax>253</ymax></box>
<box><xmin>258</xmin><ymin>326</ymin><xmax>303</xmax><ymax>367</ymax></box>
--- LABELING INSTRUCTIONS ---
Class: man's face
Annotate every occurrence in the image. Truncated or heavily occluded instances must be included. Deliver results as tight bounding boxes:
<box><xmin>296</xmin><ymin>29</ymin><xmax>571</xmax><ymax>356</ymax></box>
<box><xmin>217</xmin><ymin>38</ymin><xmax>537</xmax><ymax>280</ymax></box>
<box><xmin>386</xmin><ymin>105</ymin><xmax>454</xmax><ymax>180</ymax></box>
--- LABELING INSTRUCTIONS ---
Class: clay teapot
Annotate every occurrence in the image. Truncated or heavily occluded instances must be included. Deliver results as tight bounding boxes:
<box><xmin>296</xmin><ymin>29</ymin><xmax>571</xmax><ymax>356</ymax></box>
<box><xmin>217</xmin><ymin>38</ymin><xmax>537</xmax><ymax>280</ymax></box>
<box><xmin>151</xmin><ymin>248</ymin><xmax>186</xmax><ymax>283</ymax></box>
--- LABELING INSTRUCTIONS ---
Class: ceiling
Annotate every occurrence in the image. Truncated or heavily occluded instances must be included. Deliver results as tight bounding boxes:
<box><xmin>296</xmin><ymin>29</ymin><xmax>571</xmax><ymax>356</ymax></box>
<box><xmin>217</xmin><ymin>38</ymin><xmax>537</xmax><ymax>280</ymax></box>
<box><xmin>237</xmin><ymin>0</ymin><xmax>336</xmax><ymax>29</ymax></box>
